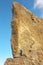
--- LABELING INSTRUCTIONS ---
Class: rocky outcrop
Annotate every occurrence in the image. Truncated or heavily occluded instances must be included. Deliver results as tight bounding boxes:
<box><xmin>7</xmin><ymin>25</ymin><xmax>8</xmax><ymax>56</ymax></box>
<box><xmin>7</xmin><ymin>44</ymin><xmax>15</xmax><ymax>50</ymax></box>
<box><xmin>4</xmin><ymin>56</ymin><xmax>43</xmax><ymax>65</ymax></box>
<box><xmin>4</xmin><ymin>2</ymin><xmax>43</xmax><ymax>65</ymax></box>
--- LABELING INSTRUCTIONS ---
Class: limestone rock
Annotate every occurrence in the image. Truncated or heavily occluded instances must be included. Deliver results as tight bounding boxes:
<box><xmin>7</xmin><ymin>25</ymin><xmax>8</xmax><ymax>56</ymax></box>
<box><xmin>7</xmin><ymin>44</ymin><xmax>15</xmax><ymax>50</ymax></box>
<box><xmin>4</xmin><ymin>2</ymin><xmax>43</xmax><ymax>65</ymax></box>
<box><xmin>11</xmin><ymin>2</ymin><xmax>43</xmax><ymax>59</ymax></box>
<box><xmin>4</xmin><ymin>56</ymin><xmax>43</xmax><ymax>65</ymax></box>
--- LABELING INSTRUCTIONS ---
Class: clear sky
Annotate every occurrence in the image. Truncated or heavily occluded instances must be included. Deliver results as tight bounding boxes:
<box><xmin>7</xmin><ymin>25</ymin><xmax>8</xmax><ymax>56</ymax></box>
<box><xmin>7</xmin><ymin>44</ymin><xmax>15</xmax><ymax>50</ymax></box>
<box><xmin>0</xmin><ymin>0</ymin><xmax>43</xmax><ymax>65</ymax></box>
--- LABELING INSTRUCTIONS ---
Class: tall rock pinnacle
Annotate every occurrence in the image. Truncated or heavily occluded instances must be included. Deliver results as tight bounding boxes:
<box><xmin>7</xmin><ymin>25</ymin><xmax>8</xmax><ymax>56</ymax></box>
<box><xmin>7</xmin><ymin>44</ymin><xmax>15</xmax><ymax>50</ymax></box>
<box><xmin>11</xmin><ymin>2</ymin><xmax>43</xmax><ymax>57</ymax></box>
<box><xmin>4</xmin><ymin>2</ymin><xmax>43</xmax><ymax>65</ymax></box>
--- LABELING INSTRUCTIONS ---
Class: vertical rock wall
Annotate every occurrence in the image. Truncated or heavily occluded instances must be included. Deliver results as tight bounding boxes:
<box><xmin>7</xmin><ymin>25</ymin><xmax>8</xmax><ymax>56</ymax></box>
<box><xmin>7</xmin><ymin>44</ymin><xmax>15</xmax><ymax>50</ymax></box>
<box><xmin>4</xmin><ymin>2</ymin><xmax>43</xmax><ymax>65</ymax></box>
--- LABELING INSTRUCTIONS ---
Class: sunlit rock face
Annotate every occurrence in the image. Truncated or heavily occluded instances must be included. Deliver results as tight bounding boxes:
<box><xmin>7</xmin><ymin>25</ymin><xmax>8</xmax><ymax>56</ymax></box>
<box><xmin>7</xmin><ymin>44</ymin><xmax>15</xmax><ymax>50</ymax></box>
<box><xmin>11</xmin><ymin>2</ymin><xmax>43</xmax><ymax>58</ymax></box>
<box><xmin>4</xmin><ymin>56</ymin><xmax>43</xmax><ymax>65</ymax></box>
<box><xmin>4</xmin><ymin>2</ymin><xmax>43</xmax><ymax>65</ymax></box>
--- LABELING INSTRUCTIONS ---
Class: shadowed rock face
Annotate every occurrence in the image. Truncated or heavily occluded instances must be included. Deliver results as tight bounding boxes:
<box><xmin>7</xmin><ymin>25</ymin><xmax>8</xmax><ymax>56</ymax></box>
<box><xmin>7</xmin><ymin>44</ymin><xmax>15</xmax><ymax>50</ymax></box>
<box><xmin>4</xmin><ymin>2</ymin><xmax>43</xmax><ymax>65</ymax></box>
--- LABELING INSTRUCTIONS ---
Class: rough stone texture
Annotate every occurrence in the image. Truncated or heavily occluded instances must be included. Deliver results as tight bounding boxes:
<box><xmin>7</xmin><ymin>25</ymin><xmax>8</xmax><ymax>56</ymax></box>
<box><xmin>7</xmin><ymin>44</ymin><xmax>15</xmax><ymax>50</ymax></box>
<box><xmin>4</xmin><ymin>56</ymin><xmax>43</xmax><ymax>65</ymax></box>
<box><xmin>4</xmin><ymin>2</ymin><xmax>43</xmax><ymax>65</ymax></box>
<box><xmin>11</xmin><ymin>2</ymin><xmax>43</xmax><ymax>58</ymax></box>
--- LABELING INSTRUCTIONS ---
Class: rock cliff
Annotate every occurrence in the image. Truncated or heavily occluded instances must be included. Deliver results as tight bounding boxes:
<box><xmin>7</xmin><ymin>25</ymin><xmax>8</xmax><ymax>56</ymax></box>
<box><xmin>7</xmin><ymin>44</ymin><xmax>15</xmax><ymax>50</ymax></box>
<box><xmin>4</xmin><ymin>2</ymin><xmax>43</xmax><ymax>65</ymax></box>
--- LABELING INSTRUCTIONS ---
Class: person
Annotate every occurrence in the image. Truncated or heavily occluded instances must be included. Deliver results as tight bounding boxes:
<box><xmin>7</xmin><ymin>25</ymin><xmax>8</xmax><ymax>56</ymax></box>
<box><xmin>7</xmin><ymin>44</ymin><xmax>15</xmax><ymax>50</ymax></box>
<box><xmin>20</xmin><ymin>50</ymin><xmax>22</xmax><ymax>56</ymax></box>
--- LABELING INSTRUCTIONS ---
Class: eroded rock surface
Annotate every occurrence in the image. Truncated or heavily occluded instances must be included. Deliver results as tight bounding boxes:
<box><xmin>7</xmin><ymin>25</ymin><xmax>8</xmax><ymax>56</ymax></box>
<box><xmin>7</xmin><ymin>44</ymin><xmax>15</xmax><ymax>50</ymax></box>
<box><xmin>11</xmin><ymin>2</ymin><xmax>43</xmax><ymax>58</ymax></box>
<box><xmin>4</xmin><ymin>56</ymin><xmax>43</xmax><ymax>65</ymax></box>
<box><xmin>4</xmin><ymin>2</ymin><xmax>43</xmax><ymax>65</ymax></box>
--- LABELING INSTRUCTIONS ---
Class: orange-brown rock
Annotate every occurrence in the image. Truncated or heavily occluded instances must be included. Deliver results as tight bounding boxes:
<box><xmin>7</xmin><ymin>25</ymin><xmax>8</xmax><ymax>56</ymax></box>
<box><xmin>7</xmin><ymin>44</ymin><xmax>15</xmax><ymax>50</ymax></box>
<box><xmin>4</xmin><ymin>2</ymin><xmax>43</xmax><ymax>65</ymax></box>
<box><xmin>4</xmin><ymin>56</ymin><xmax>43</xmax><ymax>65</ymax></box>
<box><xmin>11</xmin><ymin>2</ymin><xmax>43</xmax><ymax>59</ymax></box>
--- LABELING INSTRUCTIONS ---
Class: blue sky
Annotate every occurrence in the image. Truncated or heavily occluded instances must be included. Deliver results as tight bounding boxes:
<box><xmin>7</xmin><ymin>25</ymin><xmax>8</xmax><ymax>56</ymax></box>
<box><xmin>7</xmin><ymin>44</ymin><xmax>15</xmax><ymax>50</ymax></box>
<box><xmin>0</xmin><ymin>0</ymin><xmax>43</xmax><ymax>65</ymax></box>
